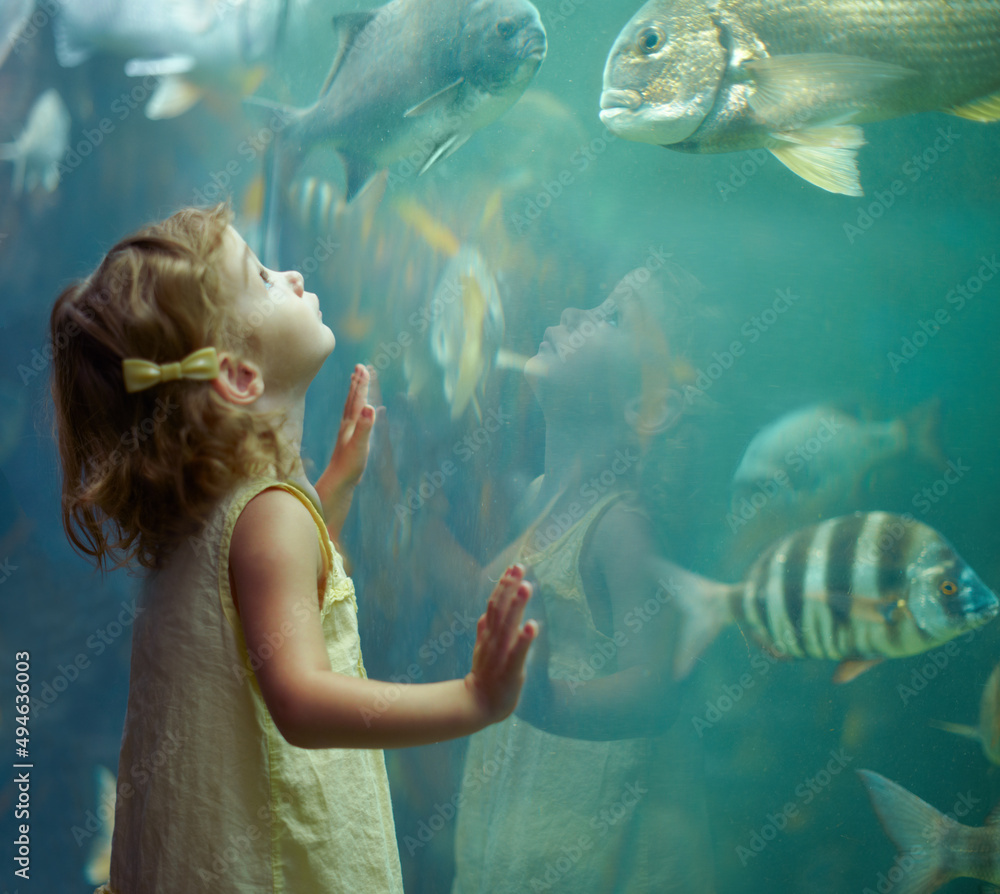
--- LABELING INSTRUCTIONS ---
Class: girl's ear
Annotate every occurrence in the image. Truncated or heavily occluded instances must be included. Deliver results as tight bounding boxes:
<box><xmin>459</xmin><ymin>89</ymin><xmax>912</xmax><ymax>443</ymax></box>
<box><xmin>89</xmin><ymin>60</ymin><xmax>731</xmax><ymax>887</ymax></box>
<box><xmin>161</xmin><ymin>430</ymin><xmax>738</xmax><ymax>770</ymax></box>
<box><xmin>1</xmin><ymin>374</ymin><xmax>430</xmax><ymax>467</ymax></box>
<box><xmin>212</xmin><ymin>351</ymin><xmax>264</xmax><ymax>405</ymax></box>
<box><xmin>624</xmin><ymin>389</ymin><xmax>684</xmax><ymax>438</ymax></box>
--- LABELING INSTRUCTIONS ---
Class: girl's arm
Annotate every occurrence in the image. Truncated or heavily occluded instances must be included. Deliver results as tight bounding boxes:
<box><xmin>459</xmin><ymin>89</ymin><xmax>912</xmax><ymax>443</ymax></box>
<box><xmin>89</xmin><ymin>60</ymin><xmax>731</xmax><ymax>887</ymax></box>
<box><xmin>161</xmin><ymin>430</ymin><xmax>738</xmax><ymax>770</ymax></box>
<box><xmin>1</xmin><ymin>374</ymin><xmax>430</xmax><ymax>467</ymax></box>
<box><xmin>315</xmin><ymin>364</ymin><xmax>376</xmax><ymax>543</ymax></box>
<box><xmin>516</xmin><ymin>503</ymin><xmax>696</xmax><ymax>740</ymax></box>
<box><xmin>230</xmin><ymin>487</ymin><xmax>536</xmax><ymax>749</ymax></box>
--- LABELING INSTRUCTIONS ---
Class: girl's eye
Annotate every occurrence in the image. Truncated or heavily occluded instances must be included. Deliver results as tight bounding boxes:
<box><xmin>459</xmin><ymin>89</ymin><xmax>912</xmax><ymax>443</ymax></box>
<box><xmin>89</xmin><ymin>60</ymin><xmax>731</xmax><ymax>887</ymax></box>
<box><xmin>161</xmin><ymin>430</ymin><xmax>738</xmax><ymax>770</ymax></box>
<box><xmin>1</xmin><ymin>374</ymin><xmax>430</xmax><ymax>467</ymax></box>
<box><xmin>259</xmin><ymin>268</ymin><xmax>273</xmax><ymax>290</ymax></box>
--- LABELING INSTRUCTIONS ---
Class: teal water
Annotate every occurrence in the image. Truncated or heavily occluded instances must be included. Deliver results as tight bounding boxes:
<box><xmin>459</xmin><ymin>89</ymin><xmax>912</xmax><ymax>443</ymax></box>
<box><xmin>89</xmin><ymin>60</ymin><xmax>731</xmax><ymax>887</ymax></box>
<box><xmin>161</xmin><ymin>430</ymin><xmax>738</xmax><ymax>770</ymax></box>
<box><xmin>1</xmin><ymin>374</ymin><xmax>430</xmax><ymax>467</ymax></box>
<box><xmin>1</xmin><ymin>1</ymin><xmax>998</xmax><ymax>891</ymax></box>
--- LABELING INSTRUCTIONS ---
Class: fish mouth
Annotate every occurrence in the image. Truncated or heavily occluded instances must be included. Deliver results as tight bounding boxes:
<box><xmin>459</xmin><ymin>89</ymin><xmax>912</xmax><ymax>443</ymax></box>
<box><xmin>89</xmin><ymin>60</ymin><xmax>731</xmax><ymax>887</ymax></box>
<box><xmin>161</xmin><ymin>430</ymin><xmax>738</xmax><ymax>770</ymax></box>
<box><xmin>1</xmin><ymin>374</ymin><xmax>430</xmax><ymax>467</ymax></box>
<box><xmin>520</xmin><ymin>31</ymin><xmax>547</xmax><ymax>63</ymax></box>
<box><xmin>599</xmin><ymin>91</ymin><xmax>707</xmax><ymax>145</ymax></box>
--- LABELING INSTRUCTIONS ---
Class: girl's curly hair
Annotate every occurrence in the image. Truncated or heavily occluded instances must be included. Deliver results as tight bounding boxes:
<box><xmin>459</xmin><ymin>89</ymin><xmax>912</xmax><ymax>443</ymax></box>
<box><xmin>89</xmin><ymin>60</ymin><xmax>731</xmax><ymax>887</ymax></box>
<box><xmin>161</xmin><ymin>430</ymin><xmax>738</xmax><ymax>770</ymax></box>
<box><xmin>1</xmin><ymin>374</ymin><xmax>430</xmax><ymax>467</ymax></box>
<box><xmin>50</xmin><ymin>204</ymin><xmax>294</xmax><ymax>571</ymax></box>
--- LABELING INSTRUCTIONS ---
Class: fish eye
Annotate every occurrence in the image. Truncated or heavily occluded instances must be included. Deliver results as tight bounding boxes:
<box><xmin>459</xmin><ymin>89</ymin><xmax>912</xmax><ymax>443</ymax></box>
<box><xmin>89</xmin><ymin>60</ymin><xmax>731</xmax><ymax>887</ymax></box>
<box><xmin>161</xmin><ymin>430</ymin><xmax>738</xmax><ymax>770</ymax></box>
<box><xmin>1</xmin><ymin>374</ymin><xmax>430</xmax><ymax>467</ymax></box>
<box><xmin>940</xmin><ymin>580</ymin><xmax>958</xmax><ymax>596</ymax></box>
<box><xmin>497</xmin><ymin>18</ymin><xmax>516</xmax><ymax>39</ymax></box>
<box><xmin>637</xmin><ymin>26</ymin><xmax>665</xmax><ymax>54</ymax></box>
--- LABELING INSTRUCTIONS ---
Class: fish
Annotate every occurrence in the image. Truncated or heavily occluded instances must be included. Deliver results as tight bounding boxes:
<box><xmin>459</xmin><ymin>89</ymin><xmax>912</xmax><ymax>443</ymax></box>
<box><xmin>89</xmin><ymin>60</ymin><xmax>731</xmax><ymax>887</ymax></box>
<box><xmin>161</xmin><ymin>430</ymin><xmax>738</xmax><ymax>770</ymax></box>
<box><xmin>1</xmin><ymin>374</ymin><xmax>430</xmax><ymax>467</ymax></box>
<box><xmin>858</xmin><ymin>768</ymin><xmax>1000</xmax><ymax>894</ymax></box>
<box><xmin>0</xmin><ymin>89</ymin><xmax>71</xmax><ymax>196</ymax></box>
<box><xmin>0</xmin><ymin>0</ymin><xmax>33</xmax><ymax>71</ymax></box>
<box><xmin>52</xmin><ymin>0</ymin><xmax>290</xmax><ymax>119</ymax></box>
<box><xmin>259</xmin><ymin>0</ymin><xmax>546</xmax><ymax>265</ymax></box>
<box><xmin>404</xmin><ymin>244</ymin><xmax>507</xmax><ymax>419</ymax></box>
<box><xmin>675</xmin><ymin>512</ymin><xmax>999</xmax><ymax>682</ymax></box>
<box><xmin>726</xmin><ymin>400</ymin><xmax>945</xmax><ymax>570</ymax></box>
<box><xmin>599</xmin><ymin>0</ymin><xmax>1000</xmax><ymax>195</ymax></box>
<box><xmin>931</xmin><ymin>661</ymin><xmax>1000</xmax><ymax>764</ymax></box>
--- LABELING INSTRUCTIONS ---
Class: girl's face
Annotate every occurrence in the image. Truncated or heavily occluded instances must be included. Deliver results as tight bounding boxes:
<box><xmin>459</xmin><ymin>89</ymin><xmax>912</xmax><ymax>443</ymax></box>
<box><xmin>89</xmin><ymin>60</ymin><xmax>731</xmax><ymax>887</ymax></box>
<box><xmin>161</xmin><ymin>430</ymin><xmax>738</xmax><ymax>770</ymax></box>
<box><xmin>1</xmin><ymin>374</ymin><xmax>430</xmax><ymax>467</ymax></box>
<box><xmin>524</xmin><ymin>289</ymin><xmax>649</xmax><ymax>416</ymax></box>
<box><xmin>219</xmin><ymin>227</ymin><xmax>336</xmax><ymax>393</ymax></box>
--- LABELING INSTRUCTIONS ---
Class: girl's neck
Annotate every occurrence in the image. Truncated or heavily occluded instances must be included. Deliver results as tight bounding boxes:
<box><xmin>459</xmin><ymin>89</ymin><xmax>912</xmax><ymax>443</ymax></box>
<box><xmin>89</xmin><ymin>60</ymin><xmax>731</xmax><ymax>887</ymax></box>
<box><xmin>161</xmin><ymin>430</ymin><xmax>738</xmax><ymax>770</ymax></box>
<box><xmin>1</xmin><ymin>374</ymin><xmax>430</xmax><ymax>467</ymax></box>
<box><xmin>539</xmin><ymin>416</ymin><xmax>637</xmax><ymax>501</ymax></box>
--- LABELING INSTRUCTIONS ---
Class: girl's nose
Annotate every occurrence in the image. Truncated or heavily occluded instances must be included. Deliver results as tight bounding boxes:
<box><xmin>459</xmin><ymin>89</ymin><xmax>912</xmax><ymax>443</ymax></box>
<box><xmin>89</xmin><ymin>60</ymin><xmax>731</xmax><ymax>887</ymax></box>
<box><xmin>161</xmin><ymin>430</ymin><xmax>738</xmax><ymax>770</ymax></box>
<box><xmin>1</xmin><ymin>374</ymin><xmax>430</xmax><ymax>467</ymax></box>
<box><xmin>285</xmin><ymin>270</ymin><xmax>305</xmax><ymax>295</ymax></box>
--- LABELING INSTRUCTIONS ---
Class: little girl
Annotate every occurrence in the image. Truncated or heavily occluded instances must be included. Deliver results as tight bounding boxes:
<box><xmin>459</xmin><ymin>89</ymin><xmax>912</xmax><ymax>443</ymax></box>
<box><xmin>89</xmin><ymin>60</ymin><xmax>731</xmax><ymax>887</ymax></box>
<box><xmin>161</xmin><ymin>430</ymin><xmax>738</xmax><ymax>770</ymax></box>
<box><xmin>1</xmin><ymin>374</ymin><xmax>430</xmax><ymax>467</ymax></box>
<box><xmin>449</xmin><ymin>265</ymin><xmax>719</xmax><ymax>893</ymax></box>
<box><xmin>49</xmin><ymin>203</ymin><xmax>535</xmax><ymax>893</ymax></box>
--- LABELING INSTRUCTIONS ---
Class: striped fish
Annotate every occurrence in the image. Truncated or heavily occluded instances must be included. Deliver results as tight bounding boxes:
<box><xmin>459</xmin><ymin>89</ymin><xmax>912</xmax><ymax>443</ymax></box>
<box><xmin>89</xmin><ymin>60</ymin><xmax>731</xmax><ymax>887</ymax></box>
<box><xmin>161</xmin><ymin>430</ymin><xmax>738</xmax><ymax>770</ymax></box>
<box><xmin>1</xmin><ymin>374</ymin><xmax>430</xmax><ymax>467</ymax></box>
<box><xmin>675</xmin><ymin>512</ymin><xmax>998</xmax><ymax>681</ymax></box>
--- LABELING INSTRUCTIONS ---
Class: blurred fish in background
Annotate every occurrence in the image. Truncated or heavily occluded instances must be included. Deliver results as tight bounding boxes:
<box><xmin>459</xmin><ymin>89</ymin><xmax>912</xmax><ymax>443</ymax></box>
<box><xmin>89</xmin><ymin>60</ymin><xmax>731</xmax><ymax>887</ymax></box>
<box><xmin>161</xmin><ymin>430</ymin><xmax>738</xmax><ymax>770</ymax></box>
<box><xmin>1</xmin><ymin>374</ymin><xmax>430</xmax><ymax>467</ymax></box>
<box><xmin>931</xmin><ymin>660</ymin><xmax>1000</xmax><ymax>764</ymax></box>
<box><xmin>599</xmin><ymin>0</ymin><xmax>1000</xmax><ymax>195</ymax></box>
<box><xmin>259</xmin><ymin>0</ymin><xmax>547</xmax><ymax>264</ymax></box>
<box><xmin>401</xmin><ymin>232</ymin><xmax>506</xmax><ymax>421</ymax></box>
<box><xmin>52</xmin><ymin>0</ymin><xmax>292</xmax><ymax>119</ymax></box>
<box><xmin>0</xmin><ymin>86</ymin><xmax>70</xmax><ymax>194</ymax></box>
<box><xmin>83</xmin><ymin>765</ymin><xmax>115</xmax><ymax>886</ymax></box>
<box><xmin>725</xmin><ymin>400</ymin><xmax>945</xmax><ymax>574</ymax></box>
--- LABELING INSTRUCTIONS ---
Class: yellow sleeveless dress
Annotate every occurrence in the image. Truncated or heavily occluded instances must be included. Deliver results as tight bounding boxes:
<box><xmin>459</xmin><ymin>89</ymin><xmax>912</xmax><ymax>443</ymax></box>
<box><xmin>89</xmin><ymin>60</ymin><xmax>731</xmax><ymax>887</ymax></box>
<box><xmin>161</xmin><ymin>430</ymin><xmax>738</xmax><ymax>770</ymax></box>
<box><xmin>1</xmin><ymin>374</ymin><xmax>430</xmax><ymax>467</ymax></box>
<box><xmin>452</xmin><ymin>490</ymin><xmax>715</xmax><ymax>893</ymax></box>
<box><xmin>97</xmin><ymin>477</ymin><xmax>403</xmax><ymax>894</ymax></box>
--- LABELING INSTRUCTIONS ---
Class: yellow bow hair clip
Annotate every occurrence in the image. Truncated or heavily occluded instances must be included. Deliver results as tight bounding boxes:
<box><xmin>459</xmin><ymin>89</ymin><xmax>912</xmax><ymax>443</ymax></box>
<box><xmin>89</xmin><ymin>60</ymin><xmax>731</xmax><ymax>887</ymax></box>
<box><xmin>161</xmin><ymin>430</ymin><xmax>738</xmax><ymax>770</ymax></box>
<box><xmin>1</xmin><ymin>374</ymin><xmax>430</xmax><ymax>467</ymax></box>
<box><xmin>122</xmin><ymin>347</ymin><xmax>220</xmax><ymax>394</ymax></box>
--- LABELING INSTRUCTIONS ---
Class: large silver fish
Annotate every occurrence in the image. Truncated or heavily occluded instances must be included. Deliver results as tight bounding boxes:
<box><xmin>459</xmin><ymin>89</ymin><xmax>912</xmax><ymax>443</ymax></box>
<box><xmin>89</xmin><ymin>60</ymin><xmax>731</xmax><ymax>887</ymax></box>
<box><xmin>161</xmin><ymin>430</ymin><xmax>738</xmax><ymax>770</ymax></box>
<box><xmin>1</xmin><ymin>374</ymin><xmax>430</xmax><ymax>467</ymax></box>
<box><xmin>599</xmin><ymin>0</ymin><xmax>1000</xmax><ymax>195</ymax></box>
<box><xmin>676</xmin><ymin>512</ymin><xmax>999</xmax><ymax>682</ymax></box>
<box><xmin>0</xmin><ymin>88</ymin><xmax>71</xmax><ymax>195</ymax></box>
<box><xmin>260</xmin><ymin>0</ymin><xmax>546</xmax><ymax>264</ymax></box>
<box><xmin>53</xmin><ymin>0</ymin><xmax>290</xmax><ymax>118</ymax></box>
<box><xmin>859</xmin><ymin>769</ymin><xmax>1000</xmax><ymax>894</ymax></box>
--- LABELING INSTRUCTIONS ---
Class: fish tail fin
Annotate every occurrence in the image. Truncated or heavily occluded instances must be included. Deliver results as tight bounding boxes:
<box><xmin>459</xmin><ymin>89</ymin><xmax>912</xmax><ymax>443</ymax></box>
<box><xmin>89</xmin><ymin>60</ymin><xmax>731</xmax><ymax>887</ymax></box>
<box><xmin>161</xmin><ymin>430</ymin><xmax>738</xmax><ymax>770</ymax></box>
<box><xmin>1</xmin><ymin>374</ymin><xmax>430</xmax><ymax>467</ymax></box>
<box><xmin>857</xmin><ymin>769</ymin><xmax>955</xmax><ymax>894</ymax></box>
<box><xmin>904</xmin><ymin>396</ymin><xmax>947</xmax><ymax>471</ymax></box>
<box><xmin>928</xmin><ymin>718</ymin><xmax>981</xmax><ymax>742</ymax></box>
<box><xmin>672</xmin><ymin>579</ymin><xmax>735</xmax><ymax>679</ymax></box>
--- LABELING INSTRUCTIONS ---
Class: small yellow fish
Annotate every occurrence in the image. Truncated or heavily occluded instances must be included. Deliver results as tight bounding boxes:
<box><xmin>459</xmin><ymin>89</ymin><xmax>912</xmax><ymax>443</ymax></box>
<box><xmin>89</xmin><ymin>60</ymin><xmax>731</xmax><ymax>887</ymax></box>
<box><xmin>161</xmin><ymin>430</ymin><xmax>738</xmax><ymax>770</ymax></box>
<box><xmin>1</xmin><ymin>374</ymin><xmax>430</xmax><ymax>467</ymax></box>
<box><xmin>931</xmin><ymin>661</ymin><xmax>1000</xmax><ymax>764</ymax></box>
<box><xmin>394</xmin><ymin>198</ymin><xmax>461</xmax><ymax>257</ymax></box>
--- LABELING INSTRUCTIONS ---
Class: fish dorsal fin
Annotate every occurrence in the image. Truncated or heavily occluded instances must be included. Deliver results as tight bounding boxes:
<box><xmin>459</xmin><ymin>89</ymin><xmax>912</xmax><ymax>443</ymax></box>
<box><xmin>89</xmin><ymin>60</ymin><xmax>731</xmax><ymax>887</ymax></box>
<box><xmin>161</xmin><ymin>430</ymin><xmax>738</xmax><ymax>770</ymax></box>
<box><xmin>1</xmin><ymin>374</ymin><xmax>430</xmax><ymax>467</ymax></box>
<box><xmin>321</xmin><ymin>11</ymin><xmax>378</xmax><ymax>98</ymax></box>
<box><xmin>405</xmin><ymin>77</ymin><xmax>466</xmax><ymax>119</ymax></box>
<box><xmin>833</xmin><ymin>657</ymin><xmax>882</xmax><ymax>683</ymax></box>
<box><xmin>341</xmin><ymin>153</ymin><xmax>379</xmax><ymax>203</ymax></box>
<box><xmin>949</xmin><ymin>90</ymin><xmax>1000</xmax><ymax>122</ymax></box>
<box><xmin>769</xmin><ymin>125</ymin><xmax>867</xmax><ymax>196</ymax></box>
<box><xmin>746</xmin><ymin>53</ymin><xmax>916</xmax><ymax>122</ymax></box>
<box><xmin>144</xmin><ymin>76</ymin><xmax>205</xmax><ymax>120</ymax></box>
